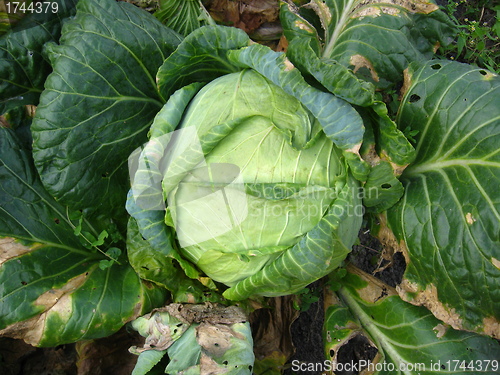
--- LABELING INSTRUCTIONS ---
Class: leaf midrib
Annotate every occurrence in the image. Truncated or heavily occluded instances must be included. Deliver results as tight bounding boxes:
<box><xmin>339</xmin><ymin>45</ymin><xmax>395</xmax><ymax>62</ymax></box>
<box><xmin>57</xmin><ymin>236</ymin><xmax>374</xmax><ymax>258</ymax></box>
<box><xmin>338</xmin><ymin>290</ymin><xmax>418</xmax><ymax>374</ymax></box>
<box><xmin>405</xmin><ymin>159</ymin><xmax>500</xmax><ymax>176</ymax></box>
<box><xmin>323</xmin><ymin>0</ymin><xmax>357</xmax><ymax>58</ymax></box>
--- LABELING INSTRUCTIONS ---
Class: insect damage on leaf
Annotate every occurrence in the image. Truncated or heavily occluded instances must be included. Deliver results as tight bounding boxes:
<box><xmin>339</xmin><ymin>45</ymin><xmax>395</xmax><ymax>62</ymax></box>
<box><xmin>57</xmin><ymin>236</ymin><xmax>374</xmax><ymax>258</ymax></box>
<box><xmin>432</xmin><ymin>323</ymin><xmax>448</xmax><ymax>338</ymax></box>
<box><xmin>492</xmin><ymin>258</ymin><xmax>500</xmax><ymax>271</ymax></box>
<box><xmin>283</xmin><ymin>57</ymin><xmax>295</xmax><ymax>71</ymax></box>
<box><xmin>293</xmin><ymin>19</ymin><xmax>314</xmax><ymax>33</ymax></box>
<box><xmin>347</xmin><ymin>265</ymin><xmax>397</xmax><ymax>304</ymax></box>
<box><xmin>352</xmin><ymin>0</ymin><xmax>438</xmax><ymax>16</ymax></box>
<box><xmin>375</xmin><ymin>213</ymin><xmax>410</xmax><ymax>267</ymax></box>
<box><xmin>0</xmin><ymin>272</ymin><xmax>88</xmax><ymax>346</ymax></box>
<box><xmin>349</xmin><ymin>54</ymin><xmax>380</xmax><ymax>82</ymax></box>
<box><xmin>305</xmin><ymin>0</ymin><xmax>332</xmax><ymax>27</ymax></box>
<box><xmin>480</xmin><ymin>70</ymin><xmax>497</xmax><ymax>80</ymax></box>
<box><xmin>397</xmin><ymin>281</ymin><xmax>464</xmax><ymax>332</ymax></box>
<box><xmin>34</xmin><ymin>273</ymin><xmax>88</xmax><ymax>309</ymax></box>
<box><xmin>465</xmin><ymin>212</ymin><xmax>476</xmax><ymax>225</ymax></box>
<box><xmin>0</xmin><ymin>237</ymin><xmax>33</xmax><ymax>266</ymax></box>
<box><xmin>197</xmin><ymin>323</ymin><xmax>245</xmax><ymax>357</ymax></box>
<box><xmin>352</xmin><ymin>5</ymin><xmax>400</xmax><ymax>18</ymax></box>
<box><xmin>329</xmin><ymin>332</ymin><xmax>379</xmax><ymax>372</ymax></box>
<box><xmin>483</xmin><ymin>317</ymin><xmax>500</xmax><ymax>339</ymax></box>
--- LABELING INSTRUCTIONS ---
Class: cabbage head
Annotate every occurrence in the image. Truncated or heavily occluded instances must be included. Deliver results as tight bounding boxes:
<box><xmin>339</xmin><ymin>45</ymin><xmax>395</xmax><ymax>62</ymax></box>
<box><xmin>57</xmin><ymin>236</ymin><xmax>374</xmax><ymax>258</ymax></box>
<box><xmin>128</xmin><ymin>27</ymin><xmax>364</xmax><ymax>301</ymax></box>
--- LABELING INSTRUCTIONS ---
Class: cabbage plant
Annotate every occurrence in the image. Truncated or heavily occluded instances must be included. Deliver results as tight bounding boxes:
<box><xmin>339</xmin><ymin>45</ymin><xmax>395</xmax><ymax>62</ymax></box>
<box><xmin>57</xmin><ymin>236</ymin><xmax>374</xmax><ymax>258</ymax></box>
<box><xmin>129</xmin><ymin>65</ymin><xmax>363</xmax><ymax>300</ymax></box>
<box><xmin>0</xmin><ymin>0</ymin><xmax>499</xmax><ymax>373</ymax></box>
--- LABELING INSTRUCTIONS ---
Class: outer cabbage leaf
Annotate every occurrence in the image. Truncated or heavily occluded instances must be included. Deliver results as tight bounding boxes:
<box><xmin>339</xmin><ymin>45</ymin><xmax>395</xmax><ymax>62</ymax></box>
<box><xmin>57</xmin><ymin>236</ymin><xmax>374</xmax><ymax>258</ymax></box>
<box><xmin>157</xmin><ymin>25</ymin><xmax>249</xmax><ymax>100</ymax></box>
<box><xmin>132</xmin><ymin>349</ymin><xmax>167</xmax><ymax>375</ymax></box>
<box><xmin>362</xmin><ymin>161</ymin><xmax>404</xmax><ymax>212</ymax></box>
<box><xmin>1</xmin><ymin>105</ymin><xmax>34</xmax><ymax>150</ymax></box>
<box><xmin>324</xmin><ymin>267</ymin><xmax>500</xmax><ymax>374</ymax></box>
<box><xmin>0</xmin><ymin>127</ymin><xmax>165</xmax><ymax>346</ymax></box>
<box><xmin>0</xmin><ymin>0</ymin><xmax>78</xmax><ymax>113</ymax></box>
<box><xmin>126</xmin><ymin>216</ymin><xmax>223</xmax><ymax>304</ymax></box>
<box><xmin>280</xmin><ymin>0</ymin><xmax>456</xmax><ymax>94</ymax></box>
<box><xmin>130</xmin><ymin>304</ymin><xmax>254</xmax><ymax>374</ymax></box>
<box><xmin>358</xmin><ymin>103</ymin><xmax>416</xmax><ymax>212</ymax></box>
<box><xmin>281</xmin><ymin>0</ymin><xmax>436</xmax><ymax>210</ymax></box>
<box><xmin>31</xmin><ymin>0</ymin><xmax>182</xmax><ymax>216</ymax></box>
<box><xmin>155</xmin><ymin>0</ymin><xmax>204</xmax><ymax>37</ymax></box>
<box><xmin>386</xmin><ymin>61</ymin><xmax>500</xmax><ymax>338</ymax></box>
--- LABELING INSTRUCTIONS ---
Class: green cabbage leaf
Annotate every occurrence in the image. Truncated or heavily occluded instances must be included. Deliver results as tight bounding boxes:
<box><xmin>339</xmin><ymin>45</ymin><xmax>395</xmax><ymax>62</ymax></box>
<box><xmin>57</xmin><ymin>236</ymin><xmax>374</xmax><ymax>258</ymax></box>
<box><xmin>324</xmin><ymin>268</ymin><xmax>500</xmax><ymax>374</ymax></box>
<box><xmin>30</xmin><ymin>0</ymin><xmax>182</xmax><ymax>217</ymax></box>
<box><xmin>386</xmin><ymin>60</ymin><xmax>500</xmax><ymax>338</ymax></box>
<box><xmin>0</xmin><ymin>127</ymin><xmax>165</xmax><ymax>347</ymax></box>
<box><xmin>0</xmin><ymin>0</ymin><xmax>78</xmax><ymax>113</ymax></box>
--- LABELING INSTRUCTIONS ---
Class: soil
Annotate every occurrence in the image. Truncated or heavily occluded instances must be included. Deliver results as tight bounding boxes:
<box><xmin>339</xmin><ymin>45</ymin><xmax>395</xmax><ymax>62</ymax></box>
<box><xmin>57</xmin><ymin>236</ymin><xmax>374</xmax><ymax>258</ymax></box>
<box><xmin>283</xmin><ymin>281</ymin><xmax>325</xmax><ymax>375</ymax></box>
<box><xmin>0</xmin><ymin>328</ymin><xmax>143</xmax><ymax>375</ymax></box>
<box><xmin>282</xmin><ymin>229</ymin><xmax>405</xmax><ymax>375</ymax></box>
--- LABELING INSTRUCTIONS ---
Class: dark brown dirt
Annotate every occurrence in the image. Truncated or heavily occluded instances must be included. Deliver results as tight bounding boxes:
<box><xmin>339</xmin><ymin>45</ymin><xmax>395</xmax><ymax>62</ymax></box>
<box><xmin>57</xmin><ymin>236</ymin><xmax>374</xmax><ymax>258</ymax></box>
<box><xmin>281</xmin><ymin>228</ymin><xmax>406</xmax><ymax>375</ymax></box>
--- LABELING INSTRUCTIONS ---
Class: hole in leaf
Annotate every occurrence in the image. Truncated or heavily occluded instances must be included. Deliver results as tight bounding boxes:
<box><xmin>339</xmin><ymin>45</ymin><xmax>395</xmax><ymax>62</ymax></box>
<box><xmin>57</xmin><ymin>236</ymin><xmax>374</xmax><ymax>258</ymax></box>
<box><xmin>409</xmin><ymin>94</ymin><xmax>421</xmax><ymax>103</ymax></box>
<box><xmin>141</xmin><ymin>266</ymin><xmax>150</xmax><ymax>271</ymax></box>
<box><xmin>479</xmin><ymin>70</ymin><xmax>487</xmax><ymax>75</ymax></box>
<box><xmin>336</xmin><ymin>334</ymin><xmax>377</xmax><ymax>375</ymax></box>
<box><xmin>214</xmin><ymin>343</ymin><xmax>219</xmax><ymax>347</ymax></box>
<box><xmin>431</xmin><ymin>63</ymin><xmax>441</xmax><ymax>70</ymax></box>
<box><xmin>381</xmin><ymin>183</ymin><xmax>391</xmax><ymax>189</ymax></box>
<box><xmin>249</xmin><ymin>365</ymin><xmax>253</xmax><ymax>371</ymax></box>
<box><xmin>329</xmin><ymin>349</ymin><xmax>334</xmax><ymax>358</ymax></box>
<box><xmin>223</xmin><ymin>361</ymin><xmax>228</xmax><ymax>366</ymax></box>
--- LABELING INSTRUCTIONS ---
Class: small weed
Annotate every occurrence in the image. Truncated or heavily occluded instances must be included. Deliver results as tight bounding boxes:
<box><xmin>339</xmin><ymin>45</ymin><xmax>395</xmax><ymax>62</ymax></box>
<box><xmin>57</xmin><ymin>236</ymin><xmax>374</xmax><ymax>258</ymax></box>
<box><xmin>438</xmin><ymin>0</ymin><xmax>500</xmax><ymax>73</ymax></box>
<box><xmin>293</xmin><ymin>287</ymin><xmax>320</xmax><ymax>312</ymax></box>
